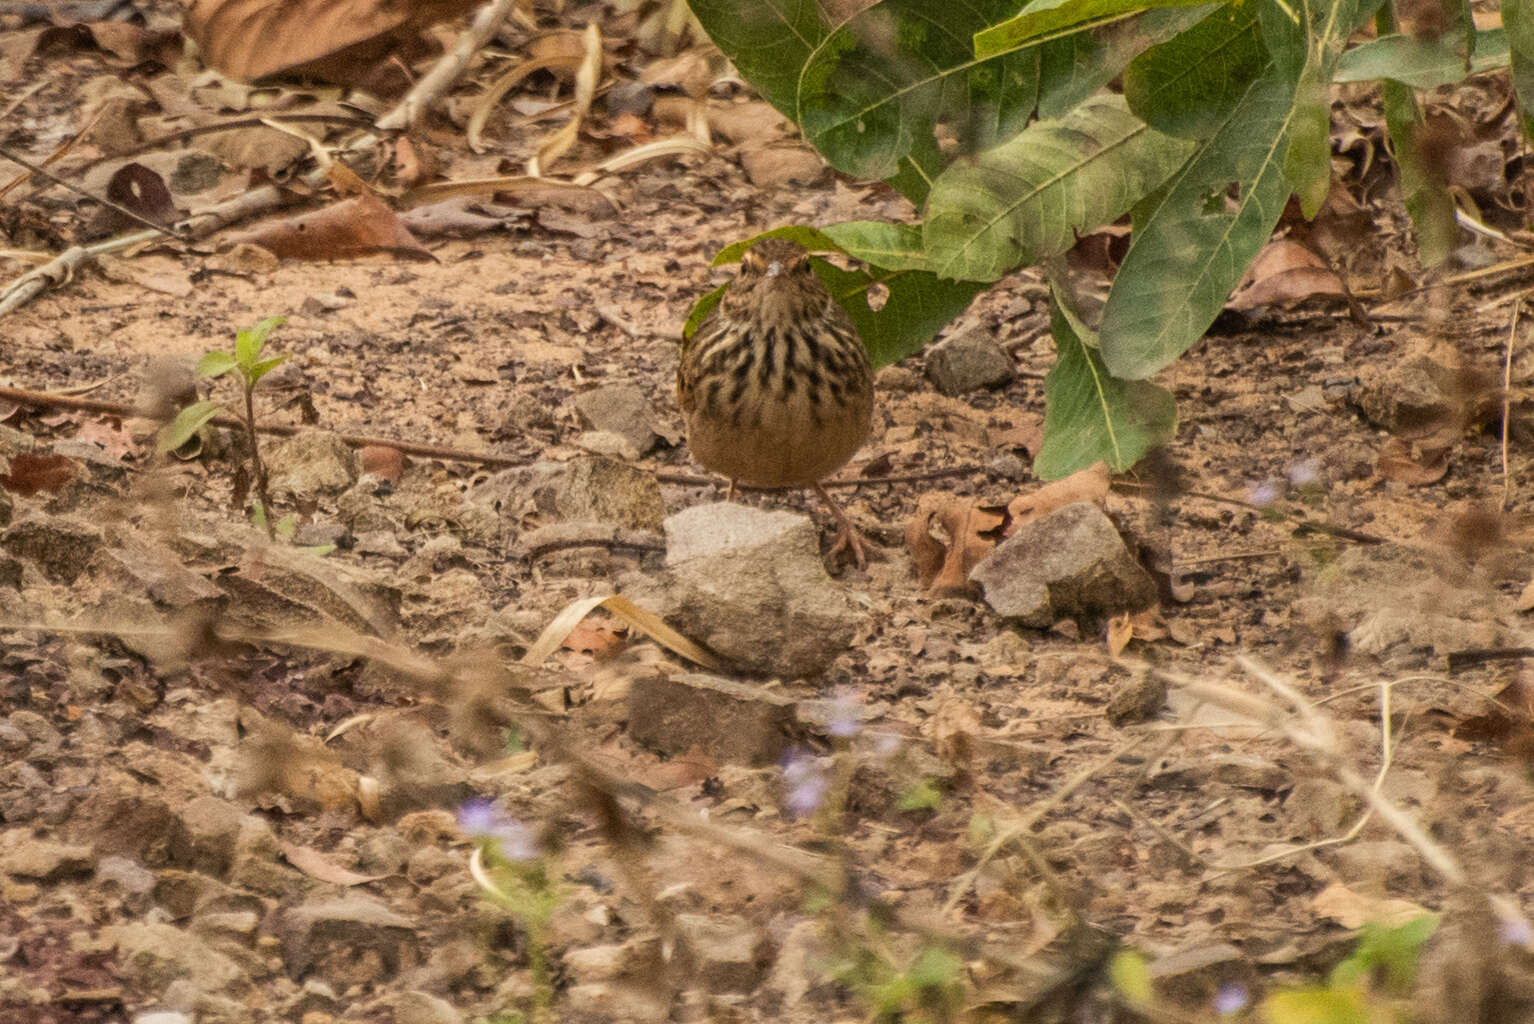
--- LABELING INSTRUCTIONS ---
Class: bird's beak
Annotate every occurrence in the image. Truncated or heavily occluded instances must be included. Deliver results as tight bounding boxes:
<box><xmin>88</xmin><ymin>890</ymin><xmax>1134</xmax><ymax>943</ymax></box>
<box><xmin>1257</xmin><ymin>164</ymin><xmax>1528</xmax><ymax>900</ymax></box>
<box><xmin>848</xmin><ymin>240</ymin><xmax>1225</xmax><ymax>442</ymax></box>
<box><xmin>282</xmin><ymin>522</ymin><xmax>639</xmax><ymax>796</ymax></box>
<box><xmin>765</xmin><ymin>262</ymin><xmax>782</xmax><ymax>277</ymax></box>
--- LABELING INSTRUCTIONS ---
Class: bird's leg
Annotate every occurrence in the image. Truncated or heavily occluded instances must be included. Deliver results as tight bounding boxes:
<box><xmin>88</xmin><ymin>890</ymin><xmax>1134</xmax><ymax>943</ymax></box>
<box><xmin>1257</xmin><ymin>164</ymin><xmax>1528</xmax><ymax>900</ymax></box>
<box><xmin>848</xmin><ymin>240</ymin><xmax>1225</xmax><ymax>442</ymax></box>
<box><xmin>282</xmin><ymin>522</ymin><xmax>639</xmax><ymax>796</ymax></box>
<box><xmin>726</xmin><ymin>479</ymin><xmax>738</xmax><ymax>502</ymax></box>
<box><xmin>814</xmin><ymin>482</ymin><xmax>870</xmax><ymax>570</ymax></box>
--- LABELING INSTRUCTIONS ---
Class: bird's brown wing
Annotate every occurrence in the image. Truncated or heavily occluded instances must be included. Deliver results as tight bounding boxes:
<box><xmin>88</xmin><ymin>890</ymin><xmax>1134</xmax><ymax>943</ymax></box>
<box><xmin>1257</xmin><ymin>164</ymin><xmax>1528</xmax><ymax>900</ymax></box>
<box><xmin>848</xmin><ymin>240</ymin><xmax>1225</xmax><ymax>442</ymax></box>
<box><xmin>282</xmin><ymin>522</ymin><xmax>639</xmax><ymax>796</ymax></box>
<box><xmin>677</xmin><ymin>307</ymin><xmax>725</xmax><ymax>416</ymax></box>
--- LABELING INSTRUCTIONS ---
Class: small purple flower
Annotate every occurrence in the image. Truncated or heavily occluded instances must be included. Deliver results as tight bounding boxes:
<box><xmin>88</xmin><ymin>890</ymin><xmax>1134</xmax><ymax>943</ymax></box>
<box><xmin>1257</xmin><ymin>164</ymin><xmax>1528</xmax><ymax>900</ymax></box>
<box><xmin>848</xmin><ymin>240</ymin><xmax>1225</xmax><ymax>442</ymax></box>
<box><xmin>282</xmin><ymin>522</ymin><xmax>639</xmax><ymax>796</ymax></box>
<box><xmin>781</xmin><ymin>750</ymin><xmax>829</xmax><ymax>817</ymax></box>
<box><xmin>1213</xmin><ymin>982</ymin><xmax>1249</xmax><ymax>1015</ymax></box>
<box><xmin>827</xmin><ymin>689</ymin><xmax>862</xmax><ymax>738</ymax></box>
<box><xmin>1288</xmin><ymin>458</ymin><xmax>1321</xmax><ymax>487</ymax></box>
<box><xmin>1502</xmin><ymin>917</ymin><xmax>1534</xmax><ymax>947</ymax></box>
<box><xmin>457</xmin><ymin>799</ymin><xmax>539</xmax><ymax>861</ymax></box>
<box><xmin>1248</xmin><ymin>479</ymin><xmax>1281</xmax><ymax>507</ymax></box>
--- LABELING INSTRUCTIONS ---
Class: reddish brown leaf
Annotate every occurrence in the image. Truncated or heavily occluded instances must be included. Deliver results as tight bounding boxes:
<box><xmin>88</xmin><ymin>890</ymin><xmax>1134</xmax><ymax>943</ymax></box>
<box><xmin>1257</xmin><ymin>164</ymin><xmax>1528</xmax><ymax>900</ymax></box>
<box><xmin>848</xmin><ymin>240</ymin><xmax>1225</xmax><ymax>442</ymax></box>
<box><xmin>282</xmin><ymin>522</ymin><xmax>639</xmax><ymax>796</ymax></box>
<box><xmin>906</xmin><ymin>493</ymin><xmax>1005</xmax><ymax>594</ymax></box>
<box><xmin>0</xmin><ymin>453</ymin><xmax>78</xmax><ymax>495</ymax></box>
<box><xmin>1375</xmin><ymin>436</ymin><xmax>1450</xmax><ymax>485</ymax></box>
<box><xmin>1004</xmin><ymin>460</ymin><xmax>1110</xmax><ymax>535</ymax></box>
<box><xmin>227</xmin><ymin>194</ymin><xmax>432</xmax><ymax>262</ymax></box>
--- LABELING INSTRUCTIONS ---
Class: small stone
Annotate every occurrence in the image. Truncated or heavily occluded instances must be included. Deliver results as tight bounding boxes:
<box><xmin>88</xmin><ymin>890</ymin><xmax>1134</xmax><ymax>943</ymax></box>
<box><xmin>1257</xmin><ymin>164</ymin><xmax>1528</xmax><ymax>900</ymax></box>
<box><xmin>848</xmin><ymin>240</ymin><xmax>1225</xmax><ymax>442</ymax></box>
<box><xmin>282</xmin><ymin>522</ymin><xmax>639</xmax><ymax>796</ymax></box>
<box><xmin>925</xmin><ymin>327</ymin><xmax>1014</xmax><ymax>395</ymax></box>
<box><xmin>132</xmin><ymin>1012</ymin><xmax>193</xmax><ymax>1024</ymax></box>
<box><xmin>675</xmin><ymin>913</ymin><xmax>766</xmax><ymax>993</ymax></box>
<box><xmin>392</xmin><ymin>990</ymin><xmax>463</xmax><ymax>1024</ymax></box>
<box><xmin>114</xmin><ymin>922</ymin><xmax>248</xmax><ymax>994</ymax></box>
<box><xmin>573</xmin><ymin>383</ymin><xmax>662</xmax><ymax>455</ymax></box>
<box><xmin>177</xmin><ymin>796</ymin><xmax>244</xmax><ymax>876</ymax></box>
<box><xmin>0</xmin><ymin>831</ymin><xmax>95</xmax><ymax>880</ymax></box>
<box><xmin>970</xmin><ymin>502</ymin><xmax>1156</xmax><ymax>627</ymax></box>
<box><xmin>1105</xmin><ymin>671</ymin><xmax>1167</xmax><ymax>726</ymax></box>
<box><xmin>658</xmin><ymin>503</ymin><xmax>863</xmax><ymax>677</ymax></box>
<box><xmin>277</xmin><ymin>895</ymin><xmax>418</xmax><ymax>988</ymax></box>
<box><xmin>628</xmin><ymin>674</ymin><xmax>797</xmax><ymax>767</ymax></box>
<box><xmin>264</xmin><ymin>430</ymin><xmax>360</xmax><ymax>502</ymax></box>
<box><xmin>740</xmin><ymin>145</ymin><xmax>827</xmax><ymax>187</ymax></box>
<box><xmin>479</xmin><ymin>456</ymin><xmax>666</xmax><ymax>532</ymax></box>
<box><xmin>1</xmin><ymin>514</ymin><xmax>103</xmax><ymax>584</ymax></box>
<box><xmin>1147</xmin><ymin>941</ymin><xmax>1254</xmax><ymax>1007</ymax></box>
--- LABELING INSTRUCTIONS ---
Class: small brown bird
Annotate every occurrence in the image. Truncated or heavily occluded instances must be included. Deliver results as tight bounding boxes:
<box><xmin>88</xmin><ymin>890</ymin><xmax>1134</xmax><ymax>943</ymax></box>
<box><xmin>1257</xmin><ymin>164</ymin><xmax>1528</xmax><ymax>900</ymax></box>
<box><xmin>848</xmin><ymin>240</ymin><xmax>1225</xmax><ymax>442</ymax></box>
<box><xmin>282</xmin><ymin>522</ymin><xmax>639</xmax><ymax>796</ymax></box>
<box><xmin>678</xmin><ymin>237</ymin><xmax>875</xmax><ymax>567</ymax></box>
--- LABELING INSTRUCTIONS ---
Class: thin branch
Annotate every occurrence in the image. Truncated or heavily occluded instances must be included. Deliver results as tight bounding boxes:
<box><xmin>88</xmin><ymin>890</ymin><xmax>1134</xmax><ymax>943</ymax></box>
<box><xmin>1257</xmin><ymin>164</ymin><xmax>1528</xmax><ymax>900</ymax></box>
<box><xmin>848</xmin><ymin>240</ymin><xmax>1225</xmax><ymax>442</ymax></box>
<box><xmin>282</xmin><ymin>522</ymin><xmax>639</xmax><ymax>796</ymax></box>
<box><xmin>376</xmin><ymin>0</ymin><xmax>525</xmax><ymax>131</ymax></box>
<box><xmin>0</xmin><ymin>143</ymin><xmax>187</xmax><ymax>241</ymax></box>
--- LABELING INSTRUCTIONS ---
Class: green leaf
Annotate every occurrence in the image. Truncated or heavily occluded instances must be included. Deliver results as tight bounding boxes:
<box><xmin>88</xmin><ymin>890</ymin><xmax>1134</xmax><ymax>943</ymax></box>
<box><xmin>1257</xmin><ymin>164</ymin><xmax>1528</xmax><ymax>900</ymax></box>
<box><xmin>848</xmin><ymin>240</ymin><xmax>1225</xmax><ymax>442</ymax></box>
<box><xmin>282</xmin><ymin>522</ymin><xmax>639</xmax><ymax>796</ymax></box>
<box><xmin>1284</xmin><ymin>0</ymin><xmax>1365</xmax><ymax>217</ymax></box>
<box><xmin>1125</xmin><ymin>2</ymin><xmax>1269</xmax><ymax>138</ymax></box>
<box><xmin>235</xmin><ymin>315</ymin><xmax>287</xmax><ymax>370</ymax></box>
<box><xmin>1098</xmin><ymin>59</ymin><xmax>1298</xmax><ymax>379</ymax></box>
<box><xmin>248</xmin><ymin>353</ymin><xmax>291</xmax><ymax>386</ymax></box>
<box><xmin>1259</xmin><ymin>987</ymin><xmax>1369</xmax><ymax>1024</ymax></box>
<box><xmin>156</xmin><ymin>400</ymin><xmax>223</xmax><ymax>453</ymax></box>
<box><xmin>896</xmin><ymin>778</ymin><xmax>942</xmax><ymax>810</ymax></box>
<box><xmin>682</xmin><ymin>283</ymin><xmax>727</xmax><ymax>340</ymax></box>
<box><xmin>1035</xmin><ymin>5</ymin><xmax>1215</xmax><ymax>120</ymax></box>
<box><xmin>1336</xmin><ymin>29</ymin><xmax>1506</xmax><ymax>87</ymax></box>
<box><xmin>691</xmin><ymin>225</ymin><xmax>985</xmax><ymax>366</ymax></box>
<box><xmin>812</xmin><ymin>260</ymin><xmax>986</xmax><ymax>368</ymax></box>
<box><xmin>906</xmin><ymin>946</ymin><xmax>962</xmax><ymax>989</ymax></box>
<box><xmin>685</xmin><ymin>0</ymin><xmax>829</xmax><ymax>122</ymax></box>
<box><xmin>195</xmin><ymin>351</ymin><xmax>238</xmax><ymax>379</ymax></box>
<box><xmin>975</xmin><ymin>0</ymin><xmax>1215</xmax><ymax>58</ymax></box>
<box><xmin>1332</xmin><ymin>914</ymin><xmax>1439</xmax><ymax>993</ymax></box>
<box><xmin>1504</xmin><ymin>0</ymin><xmax>1534</xmax><ymax>139</ymax></box>
<box><xmin>924</xmin><ymin>93</ymin><xmax>1196</xmax><ymax>282</ymax></box>
<box><xmin>275</xmin><ymin>515</ymin><xmax>298</xmax><ymax>540</ymax></box>
<box><xmin>797</xmin><ymin>0</ymin><xmax>1042</xmax><ymax>183</ymax></box>
<box><xmin>1036</xmin><ymin>286</ymin><xmax>1175</xmax><ymax>478</ymax></box>
<box><xmin>1107</xmin><ymin>950</ymin><xmax>1153</xmax><ymax>1006</ymax></box>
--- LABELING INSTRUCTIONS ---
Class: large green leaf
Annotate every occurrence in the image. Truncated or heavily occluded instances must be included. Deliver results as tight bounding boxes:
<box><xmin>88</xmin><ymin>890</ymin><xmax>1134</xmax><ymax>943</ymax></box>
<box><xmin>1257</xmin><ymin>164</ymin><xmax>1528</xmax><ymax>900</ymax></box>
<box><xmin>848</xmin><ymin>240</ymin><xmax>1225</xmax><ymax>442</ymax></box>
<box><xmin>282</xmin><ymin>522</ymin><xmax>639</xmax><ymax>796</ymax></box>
<box><xmin>923</xmin><ymin>93</ymin><xmax>1195</xmax><ymax>282</ymax></box>
<box><xmin>1501</xmin><ymin>0</ymin><xmax>1534</xmax><ymax>140</ymax></box>
<box><xmin>974</xmin><ymin>0</ymin><xmax>1215</xmax><ymax>58</ymax></box>
<box><xmin>685</xmin><ymin>0</ymin><xmax>828</xmax><ymax>119</ymax></box>
<box><xmin>1125</xmin><ymin>2</ymin><xmax>1269</xmax><ymax>138</ymax></box>
<box><xmin>1035</xmin><ymin>276</ymin><xmax>1176</xmax><ymax>479</ymax></box>
<box><xmin>1284</xmin><ymin>0</ymin><xmax>1366</xmax><ymax>217</ymax></box>
<box><xmin>1336</xmin><ymin>29</ymin><xmax>1506</xmax><ymax>87</ymax></box>
<box><xmin>797</xmin><ymin>0</ymin><xmax>1041</xmax><ymax>186</ymax></box>
<box><xmin>1098</xmin><ymin>64</ymin><xmax>1298</xmax><ymax>379</ymax></box>
<box><xmin>1033</xmin><ymin>4</ymin><xmax>1214</xmax><ymax>119</ymax></box>
<box><xmin>684</xmin><ymin>225</ymin><xmax>985</xmax><ymax>368</ymax></box>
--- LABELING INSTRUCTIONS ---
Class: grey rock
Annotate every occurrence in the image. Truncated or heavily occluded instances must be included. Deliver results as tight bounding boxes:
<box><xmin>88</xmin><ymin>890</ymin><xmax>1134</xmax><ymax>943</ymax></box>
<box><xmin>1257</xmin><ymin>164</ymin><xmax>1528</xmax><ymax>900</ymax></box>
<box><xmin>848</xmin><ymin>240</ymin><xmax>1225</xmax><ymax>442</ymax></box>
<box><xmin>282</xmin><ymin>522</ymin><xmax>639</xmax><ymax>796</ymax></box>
<box><xmin>228</xmin><ymin>815</ymin><xmax>302</xmax><ymax>895</ymax></box>
<box><xmin>629</xmin><ymin>674</ymin><xmax>797</xmax><ymax>767</ymax></box>
<box><xmin>762</xmin><ymin>918</ymin><xmax>834</xmax><ymax>1013</ymax></box>
<box><xmin>565</xmin><ymin>982</ymin><xmax>670</xmax><ymax>1023</ymax></box>
<box><xmin>114</xmin><ymin>922</ymin><xmax>248</xmax><ymax>994</ymax></box>
<box><xmin>573</xmin><ymin>383</ymin><xmax>662</xmax><ymax>455</ymax></box>
<box><xmin>177</xmin><ymin>796</ymin><xmax>244</xmax><ymax>876</ymax></box>
<box><xmin>478</xmin><ymin>456</ymin><xmax>666</xmax><ymax>532</ymax></box>
<box><xmin>1353</xmin><ymin>354</ymin><xmax>1479</xmax><ymax>435</ymax></box>
<box><xmin>1105</xmin><ymin>671</ymin><xmax>1167</xmax><ymax>726</ymax></box>
<box><xmin>1</xmin><ymin>514</ymin><xmax>103</xmax><ymax>584</ymax></box>
<box><xmin>675</xmin><ymin>913</ymin><xmax>767</xmax><ymax>993</ymax></box>
<box><xmin>95</xmin><ymin>536</ymin><xmax>225</xmax><ymax>611</ymax></box>
<box><xmin>925</xmin><ymin>326</ymin><xmax>1014</xmax><ymax>395</ymax></box>
<box><xmin>659</xmin><ymin>503</ymin><xmax>863</xmax><ymax>677</ymax></box>
<box><xmin>1148</xmin><ymin>941</ymin><xmax>1253</xmax><ymax>1007</ymax></box>
<box><xmin>393</xmin><ymin>990</ymin><xmax>464</xmax><ymax>1024</ymax></box>
<box><xmin>265</xmin><ymin>429</ymin><xmax>359</xmax><ymax>501</ymax></box>
<box><xmin>0</xmin><ymin>830</ymin><xmax>94</xmax><ymax>880</ymax></box>
<box><xmin>970</xmin><ymin>502</ymin><xmax>1156</xmax><ymax>627</ymax></box>
<box><xmin>8</xmin><ymin>709</ymin><xmax>61</xmax><ymax>749</ymax></box>
<box><xmin>0</xmin><ymin>719</ymin><xmax>27</xmax><ymax>754</ymax></box>
<box><xmin>277</xmin><ymin>894</ymin><xmax>417</xmax><ymax>987</ymax></box>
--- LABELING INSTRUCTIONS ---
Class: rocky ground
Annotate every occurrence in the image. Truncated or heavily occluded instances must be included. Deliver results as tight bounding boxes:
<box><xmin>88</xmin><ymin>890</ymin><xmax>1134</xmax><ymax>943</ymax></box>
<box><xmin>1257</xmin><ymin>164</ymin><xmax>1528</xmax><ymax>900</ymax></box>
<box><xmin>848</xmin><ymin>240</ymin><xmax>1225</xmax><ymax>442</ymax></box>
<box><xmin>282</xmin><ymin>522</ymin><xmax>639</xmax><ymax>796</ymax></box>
<box><xmin>4</xmin><ymin>2</ymin><xmax>1534</xmax><ymax>1023</ymax></box>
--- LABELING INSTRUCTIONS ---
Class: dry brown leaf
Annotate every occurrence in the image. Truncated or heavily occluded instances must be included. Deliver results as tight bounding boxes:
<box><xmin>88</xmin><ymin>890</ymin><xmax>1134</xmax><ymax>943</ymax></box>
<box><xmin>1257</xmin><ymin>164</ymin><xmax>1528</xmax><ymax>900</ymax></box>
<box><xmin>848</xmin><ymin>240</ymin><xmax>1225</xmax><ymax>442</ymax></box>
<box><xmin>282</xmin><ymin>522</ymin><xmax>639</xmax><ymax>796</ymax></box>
<box><xmin>906</xmin><ymin>493</ymin><xmax>1005</xmax><ymax>594</ymax></box>
<box><xmin>184</xmin><ymin>0</ymin><xmax>477</xmax><ymax>84</ymax></box>
<box><xmin>1375</xmin><ymin>436</ymin><xmax>1450</xmax><ymax>485</ymax></box>
<box><xmin>1106</xmin><ymin>612</ymin><xmax>1133</xmax><ymax>657</ymax></box>
<box><xmin>530</xmin><ymin>22</ymin><xmax>603</xmax><ymax>175</ymax></box>
<box><xmin>1227</xmin><ymin>239</ymin><xmax>1345</xmax><ymax>311</ymax></box>
<box><xmin>522</xmin><ymin>593</ymin><xmax>722</xmax><ymax>669</ymax></box>
<box><xmin>1004</xmin><ymin>460</ymin><xmax>1110</xmax><ymax>535</ymax></box>
<box><xmin>280</xmin><ymin>840</ymin><xmax>390</xmax><ymax>885</ymax></box>
<box><xmin>0</xmin><ymin>453</ymin><xmax>78</xmax><ymax>495</ymax></box>
<box><xmin>226</xmin><ymin>194</ymin><xmax>432</xmax><ymax>261</ymax></box>
<box><xmin>467</xmin><ymin>47</ymin><xmax>588</xmax><ymax>154</ymax></box>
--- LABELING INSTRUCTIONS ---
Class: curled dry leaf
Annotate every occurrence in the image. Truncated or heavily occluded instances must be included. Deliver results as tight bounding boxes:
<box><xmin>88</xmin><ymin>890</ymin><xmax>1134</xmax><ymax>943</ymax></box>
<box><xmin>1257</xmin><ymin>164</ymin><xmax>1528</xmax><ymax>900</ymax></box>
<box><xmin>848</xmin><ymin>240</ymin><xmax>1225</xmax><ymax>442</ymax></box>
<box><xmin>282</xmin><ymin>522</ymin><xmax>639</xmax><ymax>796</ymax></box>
<box><xmin>184</xmin><ymin>0</ymin><xmax>479</xmax><ymax>84</ymax></box>
<box><xmin>522</xmin><ymin>592</ymin><xmax>722</xmax><ymax>670</ymax></box>
<box><xmin>280</xmin><ymin>840</ymin><xmax>389</xmax><ymax>885</ymax></box>
<box><xmin>0</xmin><ymin>453</ymin><xmax>78</xmax><ymax>495</ymax></box>
<box><xmin>529</xmin><ymin>22</ymin><xmax>603</xmax><ymax>175</ymax></box>
<box><xmin>226</xmin><ymin>193</ymin><xmax>433</xmax><ymax>261</ymax></box>
<box><xmin>1005</xmin><ymin>460</ymin><xmax>1110</xmax><ymax>535</ymax></box>
<box><xmin>1227</xmin><ymin>239</ymin><xmax>1345</xmax><ymax>311</ymax></box>
<box><xmin>467</xmin><ymin>40</ymin><xmax>590</xmax><ymax>154</ymax></box>
<box><xmin>906</xmin><ymin>493</ymin><xmax>1005</xmax><ymax>595</ymax></box>
<box><xmin>1375</xmin><ymin>435</ymin><xmax>1450</xmax><ymax>485</ymax></box>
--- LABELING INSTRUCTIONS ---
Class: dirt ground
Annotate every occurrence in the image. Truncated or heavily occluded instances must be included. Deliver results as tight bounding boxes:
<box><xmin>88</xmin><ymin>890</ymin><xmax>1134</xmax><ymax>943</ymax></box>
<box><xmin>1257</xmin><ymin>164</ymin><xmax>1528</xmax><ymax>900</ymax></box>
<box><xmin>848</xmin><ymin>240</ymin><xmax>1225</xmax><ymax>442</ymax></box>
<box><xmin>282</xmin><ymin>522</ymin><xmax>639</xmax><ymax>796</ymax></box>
<box><xmin>4</xmin><ymin>3</ymin><xmax>1534</xmax><ymax>1023</ymax></box>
